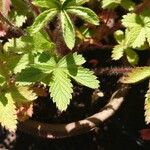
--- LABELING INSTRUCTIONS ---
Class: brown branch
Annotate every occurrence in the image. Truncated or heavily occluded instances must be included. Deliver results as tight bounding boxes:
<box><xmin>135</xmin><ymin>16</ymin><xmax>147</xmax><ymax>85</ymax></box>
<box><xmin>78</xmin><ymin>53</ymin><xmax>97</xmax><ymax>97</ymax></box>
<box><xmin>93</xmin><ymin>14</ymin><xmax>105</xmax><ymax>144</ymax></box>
<box><xmin>134</xmin><ymin>0</ymin><xmax>150</xmax><ymax>14</ymax></box>
<box><xmin>18</xmin><ymin>84</ymin><xmax>129</xmax><ymax>139</ymax></box>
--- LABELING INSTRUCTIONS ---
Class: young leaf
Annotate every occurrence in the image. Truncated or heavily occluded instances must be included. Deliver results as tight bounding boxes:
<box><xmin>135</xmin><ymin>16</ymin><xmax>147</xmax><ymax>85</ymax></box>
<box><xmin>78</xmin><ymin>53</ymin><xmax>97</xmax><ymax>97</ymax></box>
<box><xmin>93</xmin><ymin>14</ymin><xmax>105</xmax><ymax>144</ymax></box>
<box><xmin>30</xmin><ymin>9</ymin><xmax>57</xmax><ymax>34</ymax></box>
<box><xmin>114</xmin><ymin>30</ymin><xmax>125</xmax><ymax>44</ymax></box>
<box><xmin>49</xmin><ymin>68</ymin><xmax>73</xmax><ymax>111</ymax></box>
<box><xmin>145</xmin><ymin>81</ymin><xmax>150</xmax><ymax>124</ymax></box>
<box><xmin>111</xmin><ymin>44</ymin><xmax>125</xmax><ymax>60</ymax></box>
<box><xmin>66</xmin><ymin>6</ymin><xmax>99</xmax><ymax>25</ymax></box>
<box><xmin>120</xmin><ymin>67</ymin><xmax>150</xmax><ymax>84</ymax></box>
<box><xmin>60</xmin><ymin>10</ymin><xmax>75</xmax><ymax>49</ymax></box>
<box><xmin>0</xmin><ymin>93</ymin><xmax>17</xmax><ymax>132</ymax></box>
<box><xmin>122</xmin><ymin>10</ymin><xmax>150</xmax><ymax>48</ymax></box>
<box><xmin>125</xmin><ymin>48</ymin><xmax>139</xmax><ymax>65</ymax></box>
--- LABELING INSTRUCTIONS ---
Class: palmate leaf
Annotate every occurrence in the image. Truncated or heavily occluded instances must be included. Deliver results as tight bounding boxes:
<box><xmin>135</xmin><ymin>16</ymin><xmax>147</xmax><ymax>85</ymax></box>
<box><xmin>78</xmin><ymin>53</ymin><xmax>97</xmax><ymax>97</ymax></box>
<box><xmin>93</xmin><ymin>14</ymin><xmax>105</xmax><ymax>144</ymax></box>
<box><xmin>145</xmin><ymin>81</ymin><xmax>150</xmax><ymax>124</ymax></box>
<box><xmin>57</xmin><ymin>53</ymin><xmax>99</xmax><ymax>89</ymax></box>
<box><xmin>49</xmin><ymin>68</ymin><xmax>73</xmax><ymax>111</ymax></box>
<box><xmin>122</xmin><ymin>10</ymin><xmax>150</xmax><ymax>48</ymax></box>
<box><xmin>66</xmin><ymin>6</ymin><xmax>99</xmax><ymax>25</ymax></box>
<box><xmin>120</xmin><ymin>67</ymin><xmax>150</xmax><ymax>84</ymax></box>
<box><xmin>17</xmin><ymin>53</ymin><xmax>99</xmax><ymax>111</ymax></box>
<box><xmin>60</xmin><ymin>10</ymin><xmax>75</xmax><ymax>50</ymax></box>
<box><xmin>111</xmin><ymin>29</ymin><xmax>139</xmax><ymax>65</ymax></box>
<box><xmin>0</xmin><ymin>93</ymin><xmax>17</xmax><ymax>132</ymax></box>
<box><xmin>30</xmin><ymin>8</ymin><xmax>57</xmax><ymax>34</ymax></box>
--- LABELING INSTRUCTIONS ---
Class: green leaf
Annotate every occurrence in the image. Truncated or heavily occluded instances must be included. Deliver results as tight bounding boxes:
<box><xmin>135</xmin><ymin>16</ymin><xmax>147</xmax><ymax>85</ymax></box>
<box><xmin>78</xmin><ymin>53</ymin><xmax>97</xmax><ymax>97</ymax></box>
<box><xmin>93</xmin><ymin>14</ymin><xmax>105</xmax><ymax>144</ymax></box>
<box><xmin>122</xmin><ymin>13</ymin><xmax>139</xmax><ymax>28</ymax></box>
<box><xmin>114</xmin><ymin>30</ymin><xmax>125</xmax><ymax>44</ymax></box>
<box><xmin>58</xmin><ymin>52</ymin><xmax>86</xmax><ymax>67</ymax></box>
<box><xmin>67</xmin><ymin>67</ymin><xmax>99</xmax><ymax>89</ymax></box>
<box><xmin>125</xmin><ymin>48</ymin><xmax>139</xmax><ymax>65</ymax></box>
<box><xmin>101</xmin><ymin>0</ymin><xmax>120</xmax><ymax>9</ymax></box>
<box><xmin>32</xmin><ymin>0</ymin><xmax>60</xmax><ymax>8</ymax></box>
<box><xmin>7</xmin><ymin>53</ymin><xmax>29</xmax><ymax>74</ymax></box>
<box><xmin>111</xmin><ymin>44</ymin><xmax>125</xmax><ymax>60</ymax></box>
<box><xmin>145</xmin><ymin>81</ymin><xmax>150</xmax><ymax>124</ymax></box>
<box><xmin>10</xmin><ymin>86</ymin><xmax>37</xmax><ymax>105</ymax></box>
<box><xmin>30</xmin><ymin>9</ymin><xmax>57</xmax><ymax>34</ymax></box>
<box><xmin>121</xmin><ymin>0</ymin><xmax>135</xmax><ymax>11</ymax></box>
<box><xmin>75</xmin><ymin>0</ymin><xmax>89</xmax><ymax>5</ymax></box>
<box><xmin>60</xmin><ymin>10</ymin><xmax>75</xmax><ymax>49</ymax></box>
<box><xmin>4</xmin><ymin>31</ymin><xmax>55</xmax><ymax>53</ymax></box>
<box><xmin>120</xmin><ymin>67</ymin><xmax>150</xmax><ymax>83</ymax></box>
<box><xmin>16</xmin><ymin>67</ymin><xmax>47</xmax><ymax>85</ymax></box>
<box><xmin>32</xmin><ymin>53</ymin><xmax>56</xmax><ymax>73</ymax></box>
<box><xmin>122</xmin><ymin>11</ymin><xmax>150</xmax><ymax>48</ymax></box>
<box><xmin>101</xmin><ymin>0</ymin><xmax>135</xmax><ymax>10</ymax></box>
<box><xmin>0</xmin><ymin>93</ymin><xmax>17</xmax><ymax>132</ymax></box>
<box><xmin>11</xmin><ymin>0</ymin><xmax>28</xmax><ymax>15</ymax></box>
<box><xmin>0</xmin><ymin>74</ymin><xmax>5</xmax><ymax>86</ymax></box>
<box><xmin>49</xmin><ymin>68</ymin><xmax>73</xmax><ymax>111</ymax></box>
<box><xmin>125</xmin><ymin>27</ymin><xmax>146</xmax><ymax>48</ymax></box>
<box><xmin>66</xmin><ymin>6</ymin><xmax>99</xmax><ymax>25</ymax></box>
<box><xmin>145</xmin><ymin>27</ymin><xmax>150</xmax><ymax>46</ymax></box>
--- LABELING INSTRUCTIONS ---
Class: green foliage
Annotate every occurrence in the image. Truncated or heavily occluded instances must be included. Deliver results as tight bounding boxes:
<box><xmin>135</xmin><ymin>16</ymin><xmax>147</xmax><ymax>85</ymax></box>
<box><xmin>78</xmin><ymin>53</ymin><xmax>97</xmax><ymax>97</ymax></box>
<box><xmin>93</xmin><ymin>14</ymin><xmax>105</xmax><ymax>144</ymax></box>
<box><xmin>112</xmin><ymin>30</ymin><xmax>139</xmax><ymax>65</ymax></box>
<box><xmin>0</xmin><ymin>92</ymin><xmax>17</xmax><ymax>132</ymax></box>
<box><xmin>4</xmin><ymin>31</ymin><xmax>55</xmax><ymax>53</ymax></box>
<box><xmin>101</xmin><ymin>0</ymin><xmax>135</xmax><ymax>10</ymax></box>
<box><xmin>120</xmin><ymin>67</ymin><xmax>150</xmax><ymax>84</ymax></box>
<box><xmin>2</xmin><ymin>0</ymin><xmax>150</xmax><ymax>132</ymax></box>
<box><xmin>122</xmin><ymin>9</ymin><xmax>150</xmax><ymax>48</ymax></box>
<box><xmin>30</xmin><ymin>0</ymin><xmax>99</xmax><ymax>49</ymax></box>
<box><xmin>60</xmin><ymin>10</ymin><xmax>75</xmax><ymax>49</ymax></box>
<box><xmin>0</xmin><ymin>74</ymin><xmax>5</xmax><ymax>86</ymax></box>
<box><xmin>49</xmin><ymin>68</ymin><xmax>73</xmax><ymax>110</ymax></box>
<box><xmin>17</xmin><ymin>52</ymin><xmax>99</xmax><ymax>111</ymax></box>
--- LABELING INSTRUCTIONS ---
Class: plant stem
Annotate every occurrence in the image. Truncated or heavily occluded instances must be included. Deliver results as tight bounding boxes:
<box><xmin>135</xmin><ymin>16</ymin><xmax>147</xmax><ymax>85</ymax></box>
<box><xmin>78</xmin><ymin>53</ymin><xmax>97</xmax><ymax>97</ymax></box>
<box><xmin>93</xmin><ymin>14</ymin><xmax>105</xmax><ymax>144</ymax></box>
<box><xmin>0</xmin><ymin>12</ymin><xmax>26</xmax><ymax>37</ymax></box>
<box><xmin>94</xmin><ymin>67</ymin><xmax>132</xmax><ymax>76</ymax></box>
